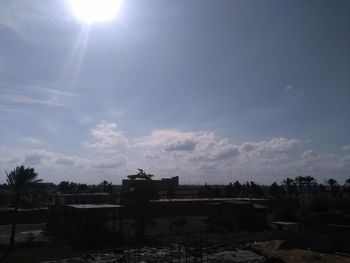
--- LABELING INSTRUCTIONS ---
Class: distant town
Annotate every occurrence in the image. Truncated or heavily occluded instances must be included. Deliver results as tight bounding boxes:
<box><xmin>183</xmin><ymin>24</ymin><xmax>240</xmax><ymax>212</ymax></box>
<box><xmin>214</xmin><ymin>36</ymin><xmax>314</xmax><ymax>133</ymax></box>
<box><xmin>1</xmin><ymin>167</ymin><xmax>350</xmax><ymax>262</ymax></box>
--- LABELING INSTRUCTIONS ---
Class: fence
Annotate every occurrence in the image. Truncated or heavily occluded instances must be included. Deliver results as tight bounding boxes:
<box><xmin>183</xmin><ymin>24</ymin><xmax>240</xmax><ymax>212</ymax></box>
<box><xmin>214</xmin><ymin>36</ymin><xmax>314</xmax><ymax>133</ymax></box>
<box><xmin>122</xmin><ymin>232</ymin><xmax>209</xmax><ymax>263</ymax></box>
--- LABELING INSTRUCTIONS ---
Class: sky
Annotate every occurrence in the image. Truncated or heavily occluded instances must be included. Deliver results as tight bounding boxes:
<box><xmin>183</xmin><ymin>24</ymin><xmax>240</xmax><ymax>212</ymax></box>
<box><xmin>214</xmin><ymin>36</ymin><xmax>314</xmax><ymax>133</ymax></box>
<box><xmin>0</xmin><ymin>0</ymin><xmax>349</xmax><ymax>185</ymax></box>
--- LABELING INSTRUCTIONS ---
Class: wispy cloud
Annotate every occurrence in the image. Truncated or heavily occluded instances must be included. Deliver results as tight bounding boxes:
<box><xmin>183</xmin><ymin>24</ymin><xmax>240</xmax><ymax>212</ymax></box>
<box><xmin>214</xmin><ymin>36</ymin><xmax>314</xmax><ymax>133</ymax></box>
<box><xmin>342</xmin><ymin>145</ymin><xmax>350</xmax><ymax>151</ymax></box>
<box><xmin>27</xmin><ymin>85</ymin><xmax>76</xmax><ymax>97</ymax></box>
<box><xmin>79</xmin><ymin>115</ymin><xmax>93</xmax><ymax>124</ymax></box>
<box><xmin>109</xmin><ymin>109</ymin><xmax>124</xmax><ymax>118</ymax></box>
<box><xmin>21</xmin><ymin>136</ymin><xmax>41</xmax><ymax>144</ymax></box>
<box><xmin>0</xmin><ymin>83</ymin><xmax>76</xmax><ymax>107</ymax></box>
<box><xmin>0</xmin><ymin>94</ymin><xmax>63</xmax><ymax>106</ymax></box>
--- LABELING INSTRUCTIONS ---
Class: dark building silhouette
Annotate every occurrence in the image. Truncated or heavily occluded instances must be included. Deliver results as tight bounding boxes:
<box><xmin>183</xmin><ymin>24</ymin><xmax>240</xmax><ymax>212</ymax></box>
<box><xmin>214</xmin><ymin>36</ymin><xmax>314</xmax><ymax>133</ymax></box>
<box><xmin>122</xmin><ymin>176</ymin><xmax>179</xmax><ymax>191</ymax></box>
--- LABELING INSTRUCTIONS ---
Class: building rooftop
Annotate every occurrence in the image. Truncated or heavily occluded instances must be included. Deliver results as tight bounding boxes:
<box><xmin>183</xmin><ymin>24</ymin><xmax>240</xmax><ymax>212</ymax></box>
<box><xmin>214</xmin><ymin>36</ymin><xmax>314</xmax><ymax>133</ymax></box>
<box><xmin>154</xmin><ymin>198</ymin><xmax>269</xmax><ymax>202</ymax></box>
<box><xmin>55</xmin><ymin>192</ymin><xmax>110</xmax><ymax>197</ymax></box>
<box><xmin>271</xmin><ymin>221</ymin><xmax>299</xmax><ymax>225</ymax></box>
<box><xmin>66</xmin><ymin>204</ymin><xmax>122</xmax><ymax>210</ymax></box>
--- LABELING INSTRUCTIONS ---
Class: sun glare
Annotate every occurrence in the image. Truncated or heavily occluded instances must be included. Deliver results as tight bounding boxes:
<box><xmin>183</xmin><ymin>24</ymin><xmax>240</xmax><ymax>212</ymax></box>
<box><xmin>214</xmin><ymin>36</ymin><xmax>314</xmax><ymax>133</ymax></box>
<box><xmin>68</xmin><ymin>0</ymin><xmax>122</xmax><ymax>23</ymax></box>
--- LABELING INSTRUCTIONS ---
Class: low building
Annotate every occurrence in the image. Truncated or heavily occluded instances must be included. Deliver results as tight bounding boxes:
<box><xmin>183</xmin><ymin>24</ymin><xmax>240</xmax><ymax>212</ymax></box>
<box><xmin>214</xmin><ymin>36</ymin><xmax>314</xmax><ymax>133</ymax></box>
<box><xmin>271</xmin><ymin>221</ymin><xmax>300</xmax><ymax>232</ymax></box>
<box><xmin>122</xmin><ymin>176</ymin><xmax>179</xmax><ymax>192</ymax></box>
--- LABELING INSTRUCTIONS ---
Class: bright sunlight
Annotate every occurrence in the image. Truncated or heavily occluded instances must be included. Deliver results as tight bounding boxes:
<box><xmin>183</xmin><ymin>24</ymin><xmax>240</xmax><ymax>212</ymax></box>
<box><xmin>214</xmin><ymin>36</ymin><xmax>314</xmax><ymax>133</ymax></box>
<box><xmin>68</xmin><ymin>0</ymin><xmax>122</xmax><ymax>23</ymax></box>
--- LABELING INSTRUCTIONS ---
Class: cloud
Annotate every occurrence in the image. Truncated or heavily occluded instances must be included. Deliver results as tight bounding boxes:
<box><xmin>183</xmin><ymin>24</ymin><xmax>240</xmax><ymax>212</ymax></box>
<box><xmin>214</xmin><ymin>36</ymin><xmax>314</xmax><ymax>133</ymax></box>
<box><xmin>0</xmin><ymin>94</ymin><xmax>63</xmax><ymax>107</ymax></box>
<box><xmin>21</xmin><ymin>136</ymin><xmax>41</xmax><ymax>144</ymax></box>
<box><xmin>284</xmin><ymin>84</ymin><xmax>293</xmax><ymax>92</ymax></box>
<box><xmin>92</xmin><ymin>156</ymin><xmax>127</xmax><ymax>169</ymax></box>
<box><xmin>164</xmin><ymin>139</ymin><xmax>197</xmax><ymax>152</ymax></box>
<box><xmin>27</xmin><ymin>85</ymin><xmax>75</xmax><ymax>97</ymax></box>
<box><xmin>135</xmin><ymin>130</ymin><xmax>240</xmax><ymax>162</ymax></box>
<box><xmin>24</xmin><ymin>150</ymin><xmax>53</xmax><ymax>165</ymax></box>
<box><xmin>82</xmin><ymin>121</ymin><xmax>128</xmax><ymax>150</ymax></box>
<box><xmin>342</xmin><ymin>145</ymin><xmax>350</xmax><ymax>151</ymax></box>
<box><xmin>56</xmin><ymin>158</ymin><xmax>75</xmax><ymax>166</ymax></box>
<box><xmin>109</xmin><ymin>109</ymin><xmax>124</xmax><ymax>118</ymax></box>
<box><xmin>300</xmin><ymin>150</ymin><xmax>316</xmax><ymax>159</ymax></box>
<box><xmin>0</xmin><ymin>84</ymin><xmax>75</xmax><ymax>108</ymax></box>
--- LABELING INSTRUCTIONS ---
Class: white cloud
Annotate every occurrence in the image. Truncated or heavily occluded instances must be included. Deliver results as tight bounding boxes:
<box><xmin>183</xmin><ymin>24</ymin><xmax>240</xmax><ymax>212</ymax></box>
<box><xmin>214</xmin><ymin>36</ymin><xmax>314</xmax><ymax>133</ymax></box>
<box><xmin>21</xmin><ymin>136</ymin><xmax>41</xmax><ymax>144</ymax></box>
<box><xmin>82</xmin><ymin>121</ymin><xmax>128</xmax><ymax>150</ymax></box>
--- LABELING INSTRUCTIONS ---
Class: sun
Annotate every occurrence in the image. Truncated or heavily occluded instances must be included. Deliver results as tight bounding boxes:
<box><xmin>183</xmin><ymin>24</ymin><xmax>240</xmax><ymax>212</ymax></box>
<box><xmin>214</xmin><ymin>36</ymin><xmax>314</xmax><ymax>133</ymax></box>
<box><xmin>68</xmin><ymin>0</ymin><xmax>122</xmax><ymax>23</ymax></box>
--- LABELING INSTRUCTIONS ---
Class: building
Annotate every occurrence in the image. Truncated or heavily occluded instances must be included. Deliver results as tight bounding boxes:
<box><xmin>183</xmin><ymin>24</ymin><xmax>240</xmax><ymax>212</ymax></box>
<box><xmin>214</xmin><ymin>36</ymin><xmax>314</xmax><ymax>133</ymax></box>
<box><xmin>122</xmin><ymin>176</ymin><xmax>179</xmax><ymax>192</ymax></box>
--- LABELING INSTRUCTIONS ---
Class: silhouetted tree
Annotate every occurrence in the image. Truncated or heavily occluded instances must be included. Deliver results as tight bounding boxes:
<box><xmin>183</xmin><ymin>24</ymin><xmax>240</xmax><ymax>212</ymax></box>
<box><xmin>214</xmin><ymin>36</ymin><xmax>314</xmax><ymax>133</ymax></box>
<box><xmin>77</xmin><ymin>183</ymin><xmax>88</xmax><ymax>192</ymax></box>
<box><xmin>99</xmin><ymin>180</ymin><xmax>113</xmax><ymax>193</ymax></box>
<box><xmin>304</xmin><ymin>176</ymin><xmax>316</xmax><ymax>201</ymax></box>
<box><xmin>327</xmin><ymin>178</ymin><xmax>340</xmax><ymax>197</ymax></box>
<box><xmin>250</xmin><ymin>181</ymin><xmax>264</xmax><ymax>197</ymax></box>
<box><xmin>295</xmin><ymin>176</ymin><xmax>305</xmax><ymax>202</ymax></box>
<box><xmin>122</xmin><ymin>169</ymin><xmax>158</xmax><ymax>241</ymax></box>
<box><xmin>343</xmin><ymin>178</ymin><xmax>350</xmax><ymax>197</ymax></box>
<box><xmin>224</xmin><ymin>182</ymin><xmax>235</xmax><ymax>198</ymax></box>
<box><xmin>282</xmin><ymin>177</ymin><xmax>295</xmax><ymax>196</ymax></box>
<box><xmin>6</xmin><ymin>166</ymin><xmax>42</xmax><ymax>250</ymax></box>
<box><xmin>233</xmin><ymin>180</ymin><xmax>242</xmax><ymax>196</ymax></box>
<box><xmin>269</xmin><ymin>182</ymin><xmax>280</xmax><ymax>197</ymax></box>
<box><xmin>57</xmin><ymin>181</ymin><xmax>71</xmax><ymax>193</ymax></box>
<box><xmin>166</xmin><ymin>186</ymin><xmax>176</xmax><ymax>200</ymax></box>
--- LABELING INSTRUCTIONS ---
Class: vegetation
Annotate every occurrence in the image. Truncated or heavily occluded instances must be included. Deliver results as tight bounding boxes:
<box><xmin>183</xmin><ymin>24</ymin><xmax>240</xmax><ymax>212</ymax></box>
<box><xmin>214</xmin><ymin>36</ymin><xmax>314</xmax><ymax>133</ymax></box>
<box><xmin>122</xmin><ymin>169</ymin><xmax>158</xmax><ymax>241</ymax></box>
<box><xmin>5</xmin><ymin>166</ymin><xmax>42</xmax><ymax>251</ymax></box>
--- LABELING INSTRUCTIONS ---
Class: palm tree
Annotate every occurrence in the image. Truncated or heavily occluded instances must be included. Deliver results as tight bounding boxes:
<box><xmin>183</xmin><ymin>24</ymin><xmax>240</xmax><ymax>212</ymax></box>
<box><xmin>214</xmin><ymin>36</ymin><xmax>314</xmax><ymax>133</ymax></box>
<box><xmin>6</xmin><ymin>166</ymin><xmax>42</xmax><ymax>250</ymax></box>
<box><xmin>304</xmin><ymin>176</ymin><xmax>316</xmax><ymax>201</ymax></box>
<box><xmin>282</xmin><ymin>178</ymin><xmax>294</xmax><ymax>196</ymax></box>
<box><xmin>295</xmin><ymin>176</ymin><xmax>305</xmax><ymax>203</ymax></box>
<box><xmin>327</xmin><ymin>178</ymin><xmax>339</xmax><ymax>197</ymax></box>
<box><xmin>344</xmin><ymin>178</ymin><xmax>350</xmax><ymax>196</ymax></box>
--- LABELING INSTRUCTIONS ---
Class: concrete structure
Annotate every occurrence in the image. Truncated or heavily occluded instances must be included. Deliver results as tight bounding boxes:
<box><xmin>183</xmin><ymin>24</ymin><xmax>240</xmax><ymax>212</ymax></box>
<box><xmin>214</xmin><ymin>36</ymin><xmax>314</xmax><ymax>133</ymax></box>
<box><xmin>122</xmin><ymin>176</ymin><xmax>179</xmax><ymax>191</ymax></box>
<box><xmin>65</xmin><ymin>204</ymin><xmax>123</xmax><ymax>234</ymax></box>
<box><xmin>47</xmin><ymin>192</ymin><xmax>123</xmax><ymax>243</ymax></box>
<box><xmin>271</xmin><ymin>221</ymin><xmax>300</xmax><ymax>232</ymax></box>
<box><xmin>150</xmin><ymin>198</ymin><xmax>269</xmax><ymax>231</ymax></box>
<box><xmin>51</xmin><ymin>193</ymin><xmax>110</xmax><ymax>206</ymax></box>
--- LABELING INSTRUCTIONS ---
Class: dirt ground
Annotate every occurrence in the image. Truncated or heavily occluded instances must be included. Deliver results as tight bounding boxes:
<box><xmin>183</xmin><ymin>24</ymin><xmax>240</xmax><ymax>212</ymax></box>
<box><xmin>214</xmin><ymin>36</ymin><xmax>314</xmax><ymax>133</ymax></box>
<box><xmin>251</xmin><ymin>240</ymin><xmax>350</xmax><ymax>263</ymax></box>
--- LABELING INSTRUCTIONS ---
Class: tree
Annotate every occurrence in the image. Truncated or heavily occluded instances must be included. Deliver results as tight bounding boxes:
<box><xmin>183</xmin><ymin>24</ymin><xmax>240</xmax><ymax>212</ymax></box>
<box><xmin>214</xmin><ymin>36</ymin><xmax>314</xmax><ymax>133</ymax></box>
<box><xmin>343</xmin><ymin>178</ymin><xmax>350</xmax><ymax>196</ymax></box>
<box><xmin>122</xmin><ymin>169</ymin><xmax>158</xmax><ymax>241</ymax></box>
<box><xmin>282</xmin><ymin>178</ymin><xmax>295</xmax><ymax>196</ymax></box>
<box><xmin>269</xmin><ymin>182</ymin><xmax>280</xmax><ymax>197</ymax></box>
<box><xmin>304</xmin><ymin>176</ymin><xmax>317</xmax><ymax>201</ymax></box>
<box><xmin>127</xmin><ymin>168</ymin><xmax>153</xmax><ymax>180</ymax></box>
<box><xmin>327</xmin><ymin>178</ymin><xmax>339</xmax><ymax>197</ymax></box>
<box><xmin>224</xmin><ymin>182</ymin><xmax>234</xmax><ymax>198</ymax></box>
<box><xmin>5</xmin><ymin>166</ymin><xmax>42</xmax><ymax>250</ymax></box>
<box><xmin>233</xmin><ymin>180</ymin><xmax>242</xmax><ymax>197</ymax></box>
<box><xmin>295</xmin><ymin>176</ymin><xmax>305</xmax><ymax>202</ymax></box>
<box><xmin>99</xmin><ymin>180</ymin><xmax>113</xmax><ymax>193</ymax></box>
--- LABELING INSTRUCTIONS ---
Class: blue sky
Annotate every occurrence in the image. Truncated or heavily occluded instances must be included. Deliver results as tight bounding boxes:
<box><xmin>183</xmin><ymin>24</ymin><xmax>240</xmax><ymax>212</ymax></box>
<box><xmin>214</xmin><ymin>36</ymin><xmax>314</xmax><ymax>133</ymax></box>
<box><xmin>0</xmin><ymin>0</ymin><xmax>349</xmax><ymax>184</ymax></box>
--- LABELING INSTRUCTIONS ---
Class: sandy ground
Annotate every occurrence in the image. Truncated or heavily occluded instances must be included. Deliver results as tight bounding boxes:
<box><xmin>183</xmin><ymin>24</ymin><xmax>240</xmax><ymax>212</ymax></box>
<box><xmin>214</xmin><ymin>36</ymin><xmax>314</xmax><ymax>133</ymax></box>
<box><xmin>0</xmin><ymin>223</ymin><xmax>48</xmax><ymax>245</ymax></box>
<box><xmin>251</xmin><ymin>240</ymin><xmax>350</xmax><ymax>263</ymax></box>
